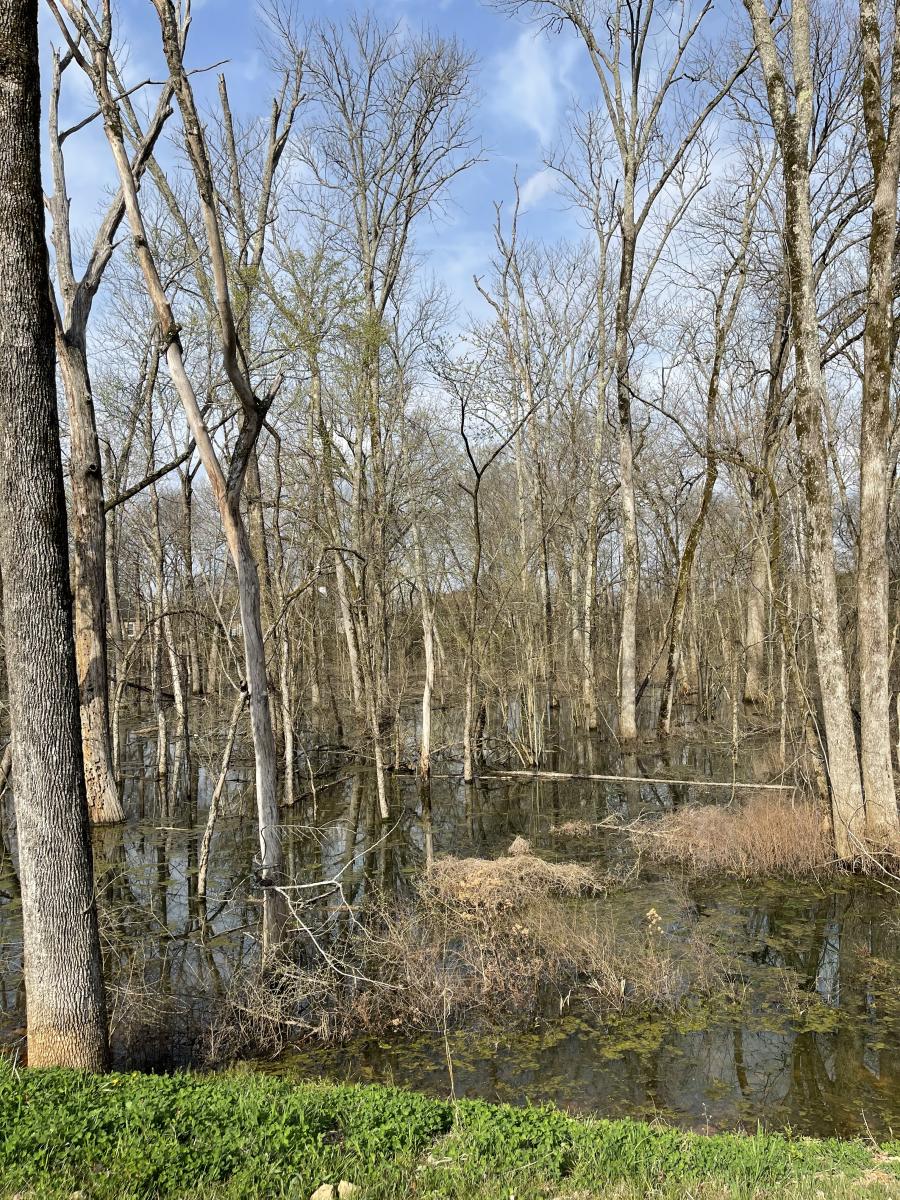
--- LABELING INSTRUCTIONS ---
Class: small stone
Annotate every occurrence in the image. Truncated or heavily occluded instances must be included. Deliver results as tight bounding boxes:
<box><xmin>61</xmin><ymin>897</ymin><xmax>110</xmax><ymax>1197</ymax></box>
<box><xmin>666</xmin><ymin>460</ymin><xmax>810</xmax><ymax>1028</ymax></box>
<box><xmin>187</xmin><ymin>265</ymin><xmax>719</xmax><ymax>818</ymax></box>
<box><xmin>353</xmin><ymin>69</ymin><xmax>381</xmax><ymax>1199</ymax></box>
<box><xmin>337</xmin><ymin>1184</ymin><xmax>359</xmax><ymax>1200</ymax></box>
<box><xmin>309</xmin><ymin>1186</ymin><xmax>335</xmax><ymax>1200</ymax></box>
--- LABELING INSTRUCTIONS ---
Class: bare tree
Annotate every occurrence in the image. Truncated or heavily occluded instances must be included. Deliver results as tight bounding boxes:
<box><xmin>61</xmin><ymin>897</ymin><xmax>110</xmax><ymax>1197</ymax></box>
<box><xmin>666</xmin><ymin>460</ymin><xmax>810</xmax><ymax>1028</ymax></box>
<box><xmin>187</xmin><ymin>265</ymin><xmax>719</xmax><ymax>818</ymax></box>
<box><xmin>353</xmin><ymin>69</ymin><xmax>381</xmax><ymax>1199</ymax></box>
<box><xmin>496</xmin><ymin>0</ymin><xmax>750</xmax><ymax>741</ymax></box>
<box><xmin>657</xmin><ymin>158</ymin><xmax>770</xmax><ymax>736</ymax></box>
<box><xmin>44</xmin><ymin>49</ymin><xmax>172</xmax><ymax>823</ymax></box>
<box><xmin>857</xmin><ymin>0</ymin><xmax>900</xmax><ymax>839</ymax></box>
<box><xmin>742</xmin><ymin>0</ymin><xmax>866</xmax><ymax>855</ymax></box>
<box><xmin>294</xmin><ymin>14</ymin><xmax>479</xmax><ymax>808</ymax></box>
<box><xmin>49</xmin><ymin>0</ymin><xmax>302</xmax><ymax>947</ymax></box>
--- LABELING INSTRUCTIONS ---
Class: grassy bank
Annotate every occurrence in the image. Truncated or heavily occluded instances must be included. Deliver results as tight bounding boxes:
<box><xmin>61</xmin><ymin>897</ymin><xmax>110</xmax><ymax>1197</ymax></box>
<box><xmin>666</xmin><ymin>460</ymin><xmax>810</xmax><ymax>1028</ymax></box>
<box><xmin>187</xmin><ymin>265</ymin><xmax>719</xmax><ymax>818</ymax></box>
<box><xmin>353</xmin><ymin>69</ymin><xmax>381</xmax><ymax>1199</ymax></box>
<box><xmin>1</xmin><ymin>1060</ymin><xmax>899</xmax><ymax>1199</ymax></box>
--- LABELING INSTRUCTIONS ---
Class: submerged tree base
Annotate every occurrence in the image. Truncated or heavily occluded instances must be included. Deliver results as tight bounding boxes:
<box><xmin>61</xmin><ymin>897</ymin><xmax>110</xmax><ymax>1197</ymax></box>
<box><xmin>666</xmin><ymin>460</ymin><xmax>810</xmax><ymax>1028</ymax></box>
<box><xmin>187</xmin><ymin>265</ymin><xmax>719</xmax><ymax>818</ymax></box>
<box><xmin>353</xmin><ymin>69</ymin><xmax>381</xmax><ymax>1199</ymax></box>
<box><xmin>1</xmin><ymin>1059</ymin><xmax>899</xmax><ymax>1199</ymax></box>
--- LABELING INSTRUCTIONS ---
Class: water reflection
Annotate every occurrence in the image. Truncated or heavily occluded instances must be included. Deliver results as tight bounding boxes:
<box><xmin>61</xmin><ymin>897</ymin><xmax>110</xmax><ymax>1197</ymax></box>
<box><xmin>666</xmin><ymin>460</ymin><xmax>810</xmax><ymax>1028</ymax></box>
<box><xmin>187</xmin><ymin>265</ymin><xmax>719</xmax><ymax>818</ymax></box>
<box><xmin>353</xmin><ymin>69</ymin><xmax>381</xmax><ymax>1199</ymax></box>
<box><xmin>0</xmin><ymin>720</ymin><xmax>897</xmax><ymax>1138</ymax></box>
<box><xmin>274</xmin><ymin>868</ymin><xmax>900</xmax><ymax>1139</ymax></box>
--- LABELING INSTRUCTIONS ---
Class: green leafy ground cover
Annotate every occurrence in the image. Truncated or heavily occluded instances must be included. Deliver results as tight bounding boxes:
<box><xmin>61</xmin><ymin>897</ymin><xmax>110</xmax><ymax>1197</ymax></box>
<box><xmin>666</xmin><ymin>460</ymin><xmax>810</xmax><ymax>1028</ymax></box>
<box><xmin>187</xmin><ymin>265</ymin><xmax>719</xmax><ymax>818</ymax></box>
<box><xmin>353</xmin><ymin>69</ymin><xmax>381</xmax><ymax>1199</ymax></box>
<box><xmin>1</xmin><ymin>1059</ymin><xmax>898</xmax><ymax>1198</ymax></box>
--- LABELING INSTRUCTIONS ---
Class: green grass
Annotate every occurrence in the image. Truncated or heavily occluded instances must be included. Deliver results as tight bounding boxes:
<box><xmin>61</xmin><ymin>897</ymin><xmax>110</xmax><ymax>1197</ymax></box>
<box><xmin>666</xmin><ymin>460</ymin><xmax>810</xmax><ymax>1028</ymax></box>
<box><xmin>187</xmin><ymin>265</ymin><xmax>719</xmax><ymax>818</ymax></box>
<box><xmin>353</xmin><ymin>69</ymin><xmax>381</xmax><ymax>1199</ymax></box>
<box><xmin>1</xmin><ymin>1058</ymin><xmax>898</xmax><ymax>1199</ymax></box>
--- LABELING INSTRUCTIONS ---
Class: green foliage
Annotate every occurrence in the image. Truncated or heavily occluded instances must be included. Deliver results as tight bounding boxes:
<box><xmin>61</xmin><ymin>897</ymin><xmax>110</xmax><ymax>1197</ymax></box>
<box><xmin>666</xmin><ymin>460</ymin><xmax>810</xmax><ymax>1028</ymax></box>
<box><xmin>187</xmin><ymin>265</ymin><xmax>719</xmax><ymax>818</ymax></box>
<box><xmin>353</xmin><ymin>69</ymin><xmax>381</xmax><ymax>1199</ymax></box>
<box><xmin>0</xmin><ymin>1058</ymin><xmax>896</xmax><ymax>1199</ymax></box>
<box><xmin>450</xmin><ymin>1099</ymin><xmax>576</xmax><ymax>1174</ymax></box>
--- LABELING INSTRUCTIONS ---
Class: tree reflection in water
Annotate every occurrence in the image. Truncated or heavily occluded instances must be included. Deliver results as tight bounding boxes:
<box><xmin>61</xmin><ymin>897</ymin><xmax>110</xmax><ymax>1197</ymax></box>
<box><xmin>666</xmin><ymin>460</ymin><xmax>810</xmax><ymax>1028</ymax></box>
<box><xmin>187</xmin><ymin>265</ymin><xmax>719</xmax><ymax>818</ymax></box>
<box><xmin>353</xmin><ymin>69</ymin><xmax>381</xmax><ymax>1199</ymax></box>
<box><xmin>0</xmin><ymin>724</ymin><xmax>898</xmax><ymax>1137</ymax></box>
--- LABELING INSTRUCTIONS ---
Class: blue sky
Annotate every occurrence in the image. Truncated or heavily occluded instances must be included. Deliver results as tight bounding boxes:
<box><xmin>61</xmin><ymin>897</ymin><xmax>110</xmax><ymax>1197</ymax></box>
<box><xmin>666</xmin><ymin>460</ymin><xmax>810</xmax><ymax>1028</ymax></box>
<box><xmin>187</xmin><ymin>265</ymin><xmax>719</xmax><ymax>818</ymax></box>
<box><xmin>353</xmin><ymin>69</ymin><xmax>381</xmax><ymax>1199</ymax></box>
<box><xmin>40</xmin><ymin>0</ymin><xmax>594</xmax><ymax>318</ymax></box>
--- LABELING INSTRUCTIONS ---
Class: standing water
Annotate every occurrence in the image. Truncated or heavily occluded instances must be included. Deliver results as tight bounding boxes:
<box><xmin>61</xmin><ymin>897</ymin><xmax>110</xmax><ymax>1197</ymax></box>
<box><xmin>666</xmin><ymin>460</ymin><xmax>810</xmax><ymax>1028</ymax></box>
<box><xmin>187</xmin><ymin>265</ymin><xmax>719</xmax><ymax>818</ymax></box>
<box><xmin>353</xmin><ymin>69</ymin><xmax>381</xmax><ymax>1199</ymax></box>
<box><xmin>1</xmin><ymin>717</ymin><xmax>898</xmax><ymax>1140</ymax></box>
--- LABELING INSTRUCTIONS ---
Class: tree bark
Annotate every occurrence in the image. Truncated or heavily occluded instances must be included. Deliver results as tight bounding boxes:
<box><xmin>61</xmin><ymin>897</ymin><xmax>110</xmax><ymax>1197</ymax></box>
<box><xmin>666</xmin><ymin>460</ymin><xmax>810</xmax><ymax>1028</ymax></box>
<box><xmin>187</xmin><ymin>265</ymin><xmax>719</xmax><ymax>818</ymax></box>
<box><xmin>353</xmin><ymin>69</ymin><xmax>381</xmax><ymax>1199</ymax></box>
<box><xmin>743</xmin><ymin>0</ymin><xmax>865</xmax><ymax>856</ymax></box>
<box><xmin>413</xmin><ymin>523</ymin><xmax>436</xmax><ymax>779</ymax></box>
<box><xmin>0</xmin><ymin>0</ymin><xmax>108</xmax><ymax>1068</ymax></box>
<box><xmin>857</xmin><ymin>0</ymin><xmax>900</xmax><ymax>840</ymax></box>
<box><xmin>45</xmin><ymin>47</ymin><xmax>169</xmax><ymax>826</ymax></box>
<box><xmin>57</xmin><ymin>343</ymin><xmax>124</xmax><ymax>823</ymax></box>
<box><xmin>744</xmin><ymin>301</ymin><xmax>789</xmax><ymax>706</ymax></box>
<box><xmin>615</xmin><ymin>220</ymin><xmax>640</xmax><ymax>743</ymax></box>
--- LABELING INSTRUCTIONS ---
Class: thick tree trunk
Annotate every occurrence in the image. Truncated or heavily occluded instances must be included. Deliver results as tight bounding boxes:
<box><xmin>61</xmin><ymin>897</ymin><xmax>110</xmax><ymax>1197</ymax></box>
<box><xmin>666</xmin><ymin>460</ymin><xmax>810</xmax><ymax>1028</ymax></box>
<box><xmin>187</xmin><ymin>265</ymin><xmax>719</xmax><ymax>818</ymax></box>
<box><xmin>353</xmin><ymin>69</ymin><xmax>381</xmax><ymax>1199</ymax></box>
<box><xmin>858</xmin><ymin>0</ymin><xmax>900</xmax><ymax>840</ymax></box>
<box><xmin>789</xmin><ymin>222</ymin><xmax>865</xmax><ymax>855</ymax></box>
<box><xmin>743</xmin><ymin>0</ymin><xmax>865</xmax><ymax>856</ymax></box>
<box><xmin>0</xmin><ymin>0</ymin><xmax>109</xmax><ymax>1068</ymax></box>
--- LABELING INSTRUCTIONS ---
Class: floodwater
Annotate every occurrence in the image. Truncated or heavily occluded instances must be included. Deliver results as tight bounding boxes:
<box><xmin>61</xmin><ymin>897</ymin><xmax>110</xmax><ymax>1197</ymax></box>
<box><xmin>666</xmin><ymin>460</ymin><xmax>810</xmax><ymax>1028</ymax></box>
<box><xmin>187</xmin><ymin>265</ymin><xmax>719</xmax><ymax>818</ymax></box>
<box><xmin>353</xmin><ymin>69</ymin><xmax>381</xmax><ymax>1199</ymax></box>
<box><xmin>1</xmin><ymin>711</ymin><xmax>899</xmax><ymax>1140</ymax></box>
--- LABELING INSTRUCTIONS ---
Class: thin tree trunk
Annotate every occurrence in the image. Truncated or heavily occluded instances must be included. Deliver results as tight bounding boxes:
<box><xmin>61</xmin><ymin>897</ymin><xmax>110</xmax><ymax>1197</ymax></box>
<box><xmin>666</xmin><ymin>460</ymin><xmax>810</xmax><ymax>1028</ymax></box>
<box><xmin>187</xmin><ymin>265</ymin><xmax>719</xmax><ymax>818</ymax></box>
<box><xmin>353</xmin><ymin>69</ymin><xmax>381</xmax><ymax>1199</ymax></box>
<box><xmin>658</xmin><ymin>474</ymin><xmax>715</xmax><ymax>738</ymax></box>
<box><xmin>581</xmin><ymin>391</ymin><xmax>605</xmax><ymax>731</ymax></box>
<box><xmin>79</xmin><ymin>23</ymin><xmax>286</xmax><ymax>942</ymax></box>
<box><xmin>57</xmin><ymin>344</ymin><xmax>124</xmax><ymax>824</ymax></box>
<box><xmin>44</xmin><ymin>47</ymin><xmax>168</xmax><ymax>827</ymax></box>
<box><xmin>279</xmin><ymin>630</ymin><xmax>295</xmax><ymax>807</ymax></box>
<box><xmin>180</xmin><ymin>469</ymin><xmax>203</xmax><ymax>696</ymax></box>
<box><xmin>615</xmin><ymin>222</ymin><xmax>640</xmax><ymax>743</ymax></box>
<box><xmin>197</xmin><ymin>691</ymin><xmax>246</xmax><ymax>905</ymax></box>
<box><xmin>745</xmin><ymin>298</ymin><xmax>789</xmax><ymax>704</ymax></box>
<box><xmin>744</xmin><ymin>495</ymin><xmax>771</xmax><ymax>705</ymax></box>
<box><xmin>413</xmin><ymin>523</ymin><xmax>435</xmax><ymax>779</ymax></box>
<box><xmin>463</xmin><ymin>487</ymin><xmax>483</xmax><ymax>784</ymax></box>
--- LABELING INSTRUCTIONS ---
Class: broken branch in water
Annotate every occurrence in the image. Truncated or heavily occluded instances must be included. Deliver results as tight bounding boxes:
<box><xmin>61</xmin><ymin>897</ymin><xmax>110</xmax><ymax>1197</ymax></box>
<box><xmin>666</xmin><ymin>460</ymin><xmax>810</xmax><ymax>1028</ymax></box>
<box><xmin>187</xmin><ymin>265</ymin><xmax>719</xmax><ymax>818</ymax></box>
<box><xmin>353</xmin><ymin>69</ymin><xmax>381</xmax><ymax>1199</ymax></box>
<box><xmin>487</xmin><ymin>768</ymin><xmax>796</xmax><ymax>792</ymax></box>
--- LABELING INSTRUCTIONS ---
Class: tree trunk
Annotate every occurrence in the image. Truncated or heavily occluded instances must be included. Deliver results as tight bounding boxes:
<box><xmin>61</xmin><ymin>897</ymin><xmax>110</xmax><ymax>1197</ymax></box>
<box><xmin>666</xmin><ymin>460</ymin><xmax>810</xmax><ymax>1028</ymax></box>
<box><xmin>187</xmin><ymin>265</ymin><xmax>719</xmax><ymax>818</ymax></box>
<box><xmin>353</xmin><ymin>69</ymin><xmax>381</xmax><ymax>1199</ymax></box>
<box><xmin>0</xmin><ymin>0</ymin><xmax>109</xmax><ymax>1068</ymax></box>
<box><xmin>57</xmin><ymin>343</ymin><xmax>124</xmax><ymax>824</ymax></box>
<box><xmin>179</xmin><ymin>470</ymin><xmax>203</xmax><ymax>696</ymax></box>
<box><xmin>230</xmin><ymin>513</ymin><xmax>282</xmax><ymax>880</ymax></box>
<box><xmin>743</xmin><ymin>486</ymin><xmax>771</xmax><ymax>705</ymax></box>
<box><xmin>743</xmin><ymin>0</ymin><xmax>865</xmax><ymax>856</ymax></box>
<box><xmin>784</xmin><ymin>164</ymin><xmax>865</xmax><ymax>855</ymax></box>
<box><xmin>581</xmin><ymin>393</ymin><xmax>605</xmax><ymax>731</ymax></box>
<box><xmin>413</xmin><ymin>523</ymin><xmax>435</xmax><ymax>778</ymax></box>
<box><xmin>745</xmin><ymin>299</ymin><xmax>789</xmax><ymax>705</ymax></box>
<box><xmin>279</xmin><ymin>630</ymin><xmax>295</xmax><ymax>807</ymax></box>
<box><xmin>197</xmin><ymin>691</ymin><xmax>246</xmax><ymax>905</ymax></box>
<box><xmin>858</xmin><ymin>0</ymin><xmax>900</xmax><ymax>841</ymax></box>
<box><xmin>658</xmin><ymin>468</ymin><xmax>715</xmax><ymax>738</ymax></box>
<box><xmin>615</xmin><ymin>222</ymin><xmax>640</xmax><ymax>742</ymax></box>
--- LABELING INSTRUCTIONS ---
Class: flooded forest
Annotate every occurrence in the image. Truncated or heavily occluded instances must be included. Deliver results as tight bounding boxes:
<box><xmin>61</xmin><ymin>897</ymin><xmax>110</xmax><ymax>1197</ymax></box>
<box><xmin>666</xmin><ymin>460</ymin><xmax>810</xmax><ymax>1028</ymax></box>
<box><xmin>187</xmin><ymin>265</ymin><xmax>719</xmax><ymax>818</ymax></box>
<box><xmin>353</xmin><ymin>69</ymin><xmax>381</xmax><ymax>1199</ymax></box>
<box><xmin>4</xmin><ymin>0</ymin><xmax>900</xmax><ymax>1151</ymax></box>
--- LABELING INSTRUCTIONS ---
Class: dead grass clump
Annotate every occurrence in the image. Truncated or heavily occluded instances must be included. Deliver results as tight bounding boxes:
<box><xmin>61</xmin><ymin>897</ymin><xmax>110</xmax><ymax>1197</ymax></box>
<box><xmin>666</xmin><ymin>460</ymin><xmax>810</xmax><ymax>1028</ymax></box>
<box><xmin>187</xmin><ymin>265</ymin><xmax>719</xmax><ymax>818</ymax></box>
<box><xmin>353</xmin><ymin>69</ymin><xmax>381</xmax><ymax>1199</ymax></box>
<box><xmin>212</xmin><ymin>854</ymin><xmax>742</xmax><ymax>1059</ymax></box>
<box><xmin>630</xmin><ymin>794</ymin><xmax>831</xmax><ymax>876</ymax></box>
<box><xmin>214</xmin><ymin>888</ymin><xmax>736</xmax><ymax>1058</ymax></box>
<box><xmin>422</xmin><ymin>852</ymin><xmax>604</xmax><ymax>912</ymax></box>
<box><xmin>549</xmin><ymin>819</ymin><xmax>602</xmax><ymax>838</ymax></box>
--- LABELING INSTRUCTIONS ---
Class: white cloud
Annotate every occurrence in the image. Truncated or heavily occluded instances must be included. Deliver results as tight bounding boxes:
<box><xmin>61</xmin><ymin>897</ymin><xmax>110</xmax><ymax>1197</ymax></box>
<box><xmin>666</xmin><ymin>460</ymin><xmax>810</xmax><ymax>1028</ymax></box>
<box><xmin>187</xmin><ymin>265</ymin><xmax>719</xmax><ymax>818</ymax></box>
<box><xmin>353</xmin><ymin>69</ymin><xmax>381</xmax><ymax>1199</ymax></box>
<box><xmin>519</xmin><ymin>167</ymin><xmax>557</xmax><ymax>208</ymax></box>
<box><xmin>490</xmin><ymin>28</ymin><xmax>578</xmax><ymax>147</ymax></box>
